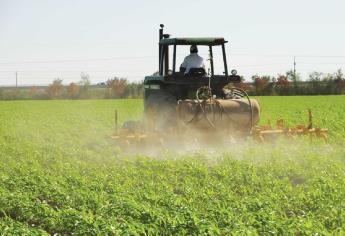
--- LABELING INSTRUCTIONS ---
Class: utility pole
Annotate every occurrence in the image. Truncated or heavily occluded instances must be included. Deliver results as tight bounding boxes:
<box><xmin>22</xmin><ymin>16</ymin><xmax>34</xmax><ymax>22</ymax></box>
<box><xmin>15</xmin><ymin>71</ymin><xmax>18</xmax><ymax>88</ymax></box>
<box><xmin>293</xmin><ymin>56</ymin><xmax>296</xmax><ymax>80</ymax></box>
<box><xmin>293</xmin><ymin>56</ymin><xmax>298</xmax><ymax>94</ymax></box>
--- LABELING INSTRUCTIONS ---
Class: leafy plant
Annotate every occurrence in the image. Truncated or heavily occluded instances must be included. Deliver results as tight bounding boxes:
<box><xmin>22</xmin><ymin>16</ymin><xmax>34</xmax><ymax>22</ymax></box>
<box><xmin>0</xmin><ymin>97</ymin><xmax>344</xmax><ymax>234</ymax></box>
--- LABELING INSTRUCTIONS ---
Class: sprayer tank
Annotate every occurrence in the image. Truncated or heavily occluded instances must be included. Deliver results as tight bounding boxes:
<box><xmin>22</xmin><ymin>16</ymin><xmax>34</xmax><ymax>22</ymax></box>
<box><xmin>177</xmin><ymin>98</ymin><xmax>260</xmax><ymax>131</ymax></box>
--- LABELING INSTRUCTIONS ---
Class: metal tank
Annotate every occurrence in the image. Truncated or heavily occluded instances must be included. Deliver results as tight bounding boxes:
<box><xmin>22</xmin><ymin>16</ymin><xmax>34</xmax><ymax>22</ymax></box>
<box><xmin>177</xmin><ymin>98</ymin><xmax>260</xmax><ymax>134</ymax></box>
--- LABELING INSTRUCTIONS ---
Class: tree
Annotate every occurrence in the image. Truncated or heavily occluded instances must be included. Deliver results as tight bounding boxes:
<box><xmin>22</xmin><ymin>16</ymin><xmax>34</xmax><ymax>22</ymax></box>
<box><xmin>46</xmin><ymin>79</ymin><xmax>64</xmax><ymax>98</ymax></box>
<box><xmin>308</xmin><ymin>71</ymin><xmax>322</xmax><ymax>82</ymax></box>
<box><xmin>106</xmin><ymin>77</ymin><xmax>127</xmax><ymax>98</ymax></box>
<box><xmin>79</xmin><ymin>72</ymin><xmax>91</xmax><ymax>98</ymax></box>
<box><xmin>275</xmin><ymin>74</ymin><xmax>291</xmax><ymax>95</ymax></box>
<box><xmin>67</xmin><ymin>83</ymin><xmax>80</xmax><ymax>99</ymax></box>
<box><xmin>252</xmin><ymin>75</ymin><xmax>271</xmax><ymax>95</ymax></box>
<box><xmin>308</xmin><ymin>72</ymin><xmax>325</xmax><ymax>95</ymax></box>
<box><xmin>79</xmin><ymin>72</ymin><xmax>90</xmax><ymax>86</ymax></box>
<box><xmin>335</xmin><ymin>69</ymin><xmax>344</xmax><ymax>81</ymax></box>
<box><xmin>285</xmin><ymin>70</ymin><xmax>300</xmax><ymax>95</ymax></box>
<box><xmin>286</xmin><ymin>70</ymin><xmax>301</xmax><ymax>81</ymax></box>
<box><xmin>334</xmin><ymin>69</ymin><xmax>345</xmax><ymax>94</ymax></box>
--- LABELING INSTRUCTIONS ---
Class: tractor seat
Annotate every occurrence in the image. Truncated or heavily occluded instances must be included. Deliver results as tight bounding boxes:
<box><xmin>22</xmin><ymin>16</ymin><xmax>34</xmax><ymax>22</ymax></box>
<box><xmin>185</xmin><ymin>68</ymin><xmax>206</xmax><ymax>77</ymax></box>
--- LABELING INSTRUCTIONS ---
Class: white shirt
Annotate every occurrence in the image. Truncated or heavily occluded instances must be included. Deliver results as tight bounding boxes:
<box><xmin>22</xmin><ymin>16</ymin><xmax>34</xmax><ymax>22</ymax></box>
<box><xmin>180</xmin><ymin>53</ymin><xmax>205</xmax><ymax>74</ymax></box>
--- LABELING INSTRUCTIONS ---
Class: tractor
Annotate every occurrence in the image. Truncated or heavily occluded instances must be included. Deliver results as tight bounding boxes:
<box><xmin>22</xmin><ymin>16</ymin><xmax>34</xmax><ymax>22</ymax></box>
<box><xmin>144</xmin><ymin>24</ymin><xmax>259</xmax><ymax>134</ymax></box>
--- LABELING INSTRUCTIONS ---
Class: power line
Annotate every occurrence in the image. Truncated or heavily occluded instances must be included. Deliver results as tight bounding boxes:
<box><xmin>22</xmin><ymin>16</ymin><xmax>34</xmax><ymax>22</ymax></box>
<box><xmin>0</xmin><ymin>75</ymin><xmax>146</xmax><ymax>79</ymax></box>
<box><xmin>1</xmin><ymin>54</ymin><xmax>345</xmax><ymax>65</ymax></box>
<box><xmin>0</xmin><ymin>56</ymin><xmax>157</xmax><ymax>65</ymax></box>
<box><xmin>0</xmin><ymin>70</ymin><xmax>154</xmax><ymax>73</ymax></box>
<box><xmin>230</xmin><ymin>53</ymin><xmax>345</xmax><ymax>58</ymax></box>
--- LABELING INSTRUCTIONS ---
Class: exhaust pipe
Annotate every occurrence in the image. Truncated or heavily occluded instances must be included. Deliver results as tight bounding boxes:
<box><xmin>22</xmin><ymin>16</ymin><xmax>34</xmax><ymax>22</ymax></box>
<box><xmin>159</xmin><ymin>24</ymin><xmax>164</xmax><ymax>72</ymax></box>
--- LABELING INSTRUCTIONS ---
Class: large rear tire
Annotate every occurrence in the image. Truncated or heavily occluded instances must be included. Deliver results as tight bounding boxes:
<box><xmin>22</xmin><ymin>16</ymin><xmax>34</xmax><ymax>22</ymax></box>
<box><xmin>144</xmin><ymin>90</ymin><xmax>177</xmax><ymax>131</ymax></box>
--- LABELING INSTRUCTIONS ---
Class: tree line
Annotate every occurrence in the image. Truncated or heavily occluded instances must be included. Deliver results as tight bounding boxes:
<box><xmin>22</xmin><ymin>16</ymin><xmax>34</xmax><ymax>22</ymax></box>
<box><xmin>0</xmin><ymin>73</ymin><xmax>144</xmax><ymax>100</ymax></box>
<box><xmin>237</xmin><ymin>69</ymin><xmax>345</xmax><ymax>96</ymax></box>
<box><xmin>0</xmin><ymin>69</ymin><xmax>344</xmax><ymax>100</ymax></box>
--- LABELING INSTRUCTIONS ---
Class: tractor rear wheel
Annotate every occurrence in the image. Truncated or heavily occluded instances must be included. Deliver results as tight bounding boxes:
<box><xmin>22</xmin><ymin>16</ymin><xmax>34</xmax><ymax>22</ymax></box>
<box><xmin>144</xmin><ymin>90</ymin><xmax>177</xmax><ymax>131</ymax></box>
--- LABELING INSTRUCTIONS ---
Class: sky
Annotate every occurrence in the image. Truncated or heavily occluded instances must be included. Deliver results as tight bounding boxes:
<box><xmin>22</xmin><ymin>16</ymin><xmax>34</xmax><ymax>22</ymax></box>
<box><xmin>0</xmin><ymin>0</ymin><xmax>345</xmax><ymax>86</ymax></box>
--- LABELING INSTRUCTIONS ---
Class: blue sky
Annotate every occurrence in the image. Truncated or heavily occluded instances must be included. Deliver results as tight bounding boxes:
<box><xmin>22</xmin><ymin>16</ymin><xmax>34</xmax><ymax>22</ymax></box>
<box><xmin>0</xmin><ymin>0</ymin><xmax>345</xmax><ymax>85</ymax></box>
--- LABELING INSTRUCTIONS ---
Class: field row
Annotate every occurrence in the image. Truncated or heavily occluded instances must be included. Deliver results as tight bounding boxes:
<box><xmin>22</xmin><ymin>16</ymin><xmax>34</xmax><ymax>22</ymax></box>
<box><xmin>0</xmin><ymin>96</ymin><xmax>344</xmax><ymax>234</ymax></box>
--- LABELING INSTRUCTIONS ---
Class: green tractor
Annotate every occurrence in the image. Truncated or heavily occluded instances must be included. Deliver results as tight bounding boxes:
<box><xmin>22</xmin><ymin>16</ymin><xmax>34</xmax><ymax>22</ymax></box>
<box><xmin>143</xmin><ymin>24</ymin><xmax>260</xmax><ymax>134</ymax></box>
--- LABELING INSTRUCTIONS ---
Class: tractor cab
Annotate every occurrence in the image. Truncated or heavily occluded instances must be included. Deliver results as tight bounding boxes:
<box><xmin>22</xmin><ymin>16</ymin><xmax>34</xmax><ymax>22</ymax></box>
<box><xmin>144</xmin><ymin>24</ymin><xmax>240</xmax><ymax>103</ymax></box>
<box><xmin>158</xmin><ymin>36</ymin><xmax>238</xmax><ymax>80</ymax></box>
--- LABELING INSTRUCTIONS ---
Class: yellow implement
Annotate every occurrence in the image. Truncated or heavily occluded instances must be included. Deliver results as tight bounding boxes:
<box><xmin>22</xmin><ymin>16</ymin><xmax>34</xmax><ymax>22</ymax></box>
<box><xmin>253</xmin><ymin>110</ymin><xmax>328</xmax><ymax>142</ymax></box>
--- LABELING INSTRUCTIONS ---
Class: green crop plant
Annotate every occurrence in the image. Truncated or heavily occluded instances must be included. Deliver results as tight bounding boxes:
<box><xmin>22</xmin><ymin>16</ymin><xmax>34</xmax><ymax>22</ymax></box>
<box><xmin>0</xmin><ymin>96</ymin><xmax>344</xmax><ymax>235</ymax></box>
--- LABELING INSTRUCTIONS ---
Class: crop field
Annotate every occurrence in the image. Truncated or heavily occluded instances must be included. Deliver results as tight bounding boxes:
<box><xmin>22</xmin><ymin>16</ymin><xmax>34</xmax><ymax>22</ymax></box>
<box><xmin>0</xmin><ymin>96</ymin><xmax>345</xmax><ymax>235</ymax></box>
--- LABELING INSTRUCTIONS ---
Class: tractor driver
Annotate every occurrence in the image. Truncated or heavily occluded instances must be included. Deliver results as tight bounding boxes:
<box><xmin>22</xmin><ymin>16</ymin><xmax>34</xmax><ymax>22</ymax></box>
<box><xmin>180</xmin><ymin>45</ymin><xmax>205</xmax><ymax>74</ymax></box>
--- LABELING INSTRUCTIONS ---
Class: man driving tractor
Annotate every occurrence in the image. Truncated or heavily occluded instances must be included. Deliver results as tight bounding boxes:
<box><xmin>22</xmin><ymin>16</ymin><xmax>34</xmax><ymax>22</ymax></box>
<box><xmin>180</xmin><ymin>45</ymin><xmax>206</xmax><ymax>74</ymax></box>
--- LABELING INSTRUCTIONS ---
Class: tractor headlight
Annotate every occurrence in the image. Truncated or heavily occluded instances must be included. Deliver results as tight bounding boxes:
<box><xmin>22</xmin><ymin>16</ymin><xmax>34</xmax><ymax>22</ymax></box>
<box><xmin>231</xmin><ymin>69</ymin><xmax>237</xmax><ymax>75</ymax></box>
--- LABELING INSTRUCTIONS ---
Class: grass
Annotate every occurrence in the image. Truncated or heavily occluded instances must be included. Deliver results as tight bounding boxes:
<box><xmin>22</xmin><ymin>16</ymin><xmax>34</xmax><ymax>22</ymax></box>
<box><xmin>0</xmin><ymin>96</ymin><xmax>345</xmax><ymax>235</ymax></box>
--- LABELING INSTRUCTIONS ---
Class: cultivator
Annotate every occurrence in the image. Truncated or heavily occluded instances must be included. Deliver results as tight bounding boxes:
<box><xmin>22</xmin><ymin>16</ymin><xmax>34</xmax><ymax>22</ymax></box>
<box><xmin>252</xmin><ymin>110</ymin><xmax>328</xmax><ymax>142</ymax></box>
<box><xmin>112</xmin><ymin>107</ymin><xmax>328</xmax><ymax>150</ymax></box>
